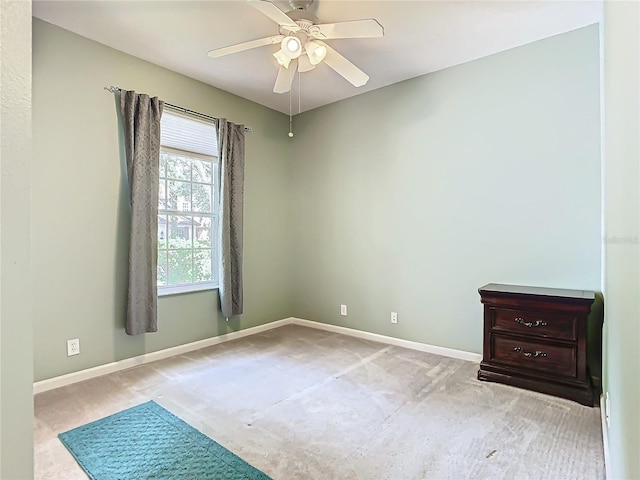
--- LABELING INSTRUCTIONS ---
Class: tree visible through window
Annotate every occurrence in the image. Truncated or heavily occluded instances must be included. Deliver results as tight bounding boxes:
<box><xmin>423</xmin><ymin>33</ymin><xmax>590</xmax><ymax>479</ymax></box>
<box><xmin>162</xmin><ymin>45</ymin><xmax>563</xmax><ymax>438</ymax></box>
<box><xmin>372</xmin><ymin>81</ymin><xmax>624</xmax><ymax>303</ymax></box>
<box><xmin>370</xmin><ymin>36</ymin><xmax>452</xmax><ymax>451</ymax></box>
<box><xmin>157</xmin><ymin>111</ymin><xmax>218</xmax><ymax>295</ymax></box>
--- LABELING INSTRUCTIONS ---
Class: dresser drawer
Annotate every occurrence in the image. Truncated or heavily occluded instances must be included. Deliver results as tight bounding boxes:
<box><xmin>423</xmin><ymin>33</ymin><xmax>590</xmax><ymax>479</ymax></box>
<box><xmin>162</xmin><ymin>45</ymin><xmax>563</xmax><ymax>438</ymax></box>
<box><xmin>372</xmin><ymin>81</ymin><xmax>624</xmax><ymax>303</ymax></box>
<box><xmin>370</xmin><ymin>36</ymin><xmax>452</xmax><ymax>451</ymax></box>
<box><xmin>491</xmin><ymin>335</ymin><xmax>577</xmax><ymax>378</ymax></box>
<box><xmin>491</xmin><ymin>308</ymin><xmax>577</xmax><ymax>341</ymax></box>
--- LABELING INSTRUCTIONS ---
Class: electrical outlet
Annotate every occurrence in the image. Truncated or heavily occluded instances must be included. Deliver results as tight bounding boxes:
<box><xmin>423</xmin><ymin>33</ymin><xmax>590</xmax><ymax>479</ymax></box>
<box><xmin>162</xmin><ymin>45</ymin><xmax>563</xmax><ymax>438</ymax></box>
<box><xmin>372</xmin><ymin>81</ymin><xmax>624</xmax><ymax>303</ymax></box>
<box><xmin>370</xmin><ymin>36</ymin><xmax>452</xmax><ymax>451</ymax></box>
<box><xmin>340</xmin><ymin>304</ymin><xmax>347</xmax><ymax>316</ymax></box>
<box><xmin>605</xmin><ymin>392</ymin><xmax>611</xmax><ymax>428</ymax></box>
<box><xmin>391</xmin><ymin>312</ymin><xmax>398</xmax><ymax>324</ymax></box>
<box><xmin>67</xmin><ymin>338</ymin><xmax>80</xmax><ymax>356</ymax></box>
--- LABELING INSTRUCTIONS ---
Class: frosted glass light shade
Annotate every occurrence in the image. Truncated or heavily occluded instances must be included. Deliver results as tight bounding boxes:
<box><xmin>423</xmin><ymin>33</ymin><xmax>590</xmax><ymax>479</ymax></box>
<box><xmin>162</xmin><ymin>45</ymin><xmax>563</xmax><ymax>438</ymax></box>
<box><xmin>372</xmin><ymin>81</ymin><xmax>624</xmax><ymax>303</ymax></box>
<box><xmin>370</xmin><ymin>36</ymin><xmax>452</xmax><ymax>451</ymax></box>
<box><xmin>306</xmin><ymin>41</ymin><xmax>327</xmax><ymax>65</ymax></box>
<box><xmin>281</xmin><ymin>36</ymin><xmax>302</xmax><ymax>59</ymax></box>
<box><xmin>273</xmin><ymin>49</ymin><xmax>292</xmax><ymax>68</ymax></box>
<box><xmin>298</xmin><ymin>54</ymin><xmax>316</xmax><ymax>73</ymax></box>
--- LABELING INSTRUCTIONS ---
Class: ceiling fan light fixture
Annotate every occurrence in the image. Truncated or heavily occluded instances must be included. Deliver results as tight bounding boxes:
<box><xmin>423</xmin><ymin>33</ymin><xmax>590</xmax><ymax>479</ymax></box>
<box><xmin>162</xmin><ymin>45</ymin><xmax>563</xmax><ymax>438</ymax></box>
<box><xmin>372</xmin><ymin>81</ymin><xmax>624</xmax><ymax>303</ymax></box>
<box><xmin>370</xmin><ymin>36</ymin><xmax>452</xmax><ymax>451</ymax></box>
<box><xmin>281</xmin><ymin>36</ymin><xmax>302</xmax><ymax>59</ymax></box>
<box><xmin>273</xmin><ymin>49</ymin><xmax>292</xmax><ymax>68</ymax></box>
<box><xmin>305</xmin><ymin>40</ymin><xmax>327</xmax><ymax>65</ymax></box>
<box><xmin>298</xmin><ymin>54</ymin><xmax>316</xmax><ymax>73</ymax></box>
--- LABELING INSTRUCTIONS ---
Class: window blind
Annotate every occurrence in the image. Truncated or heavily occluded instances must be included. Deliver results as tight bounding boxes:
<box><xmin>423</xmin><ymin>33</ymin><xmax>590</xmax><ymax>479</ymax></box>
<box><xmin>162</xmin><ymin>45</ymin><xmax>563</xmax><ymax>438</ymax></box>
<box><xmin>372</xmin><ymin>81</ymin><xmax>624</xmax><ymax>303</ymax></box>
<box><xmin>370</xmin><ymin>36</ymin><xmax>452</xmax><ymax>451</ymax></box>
<box><xmin>161</xmin><ymin>110</ymin><xmax>218</xmax><ymax>157</ymax></box>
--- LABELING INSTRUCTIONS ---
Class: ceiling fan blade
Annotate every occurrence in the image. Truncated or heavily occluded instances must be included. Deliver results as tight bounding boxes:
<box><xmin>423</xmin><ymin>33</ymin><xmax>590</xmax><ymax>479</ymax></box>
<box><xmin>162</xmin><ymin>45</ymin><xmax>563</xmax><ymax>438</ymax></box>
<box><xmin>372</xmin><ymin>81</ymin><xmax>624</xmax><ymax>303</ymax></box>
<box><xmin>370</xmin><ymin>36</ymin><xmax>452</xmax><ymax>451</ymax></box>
<box><xmin>207</xmin><ymin>35</ymin><xmax>283</xmax><ymax>58</ymax></box>
<box><xmin>248</xmin><ymin>0</ymin><xmax>300</xmax><ymax>32</ymax></box>
<box><xmin>273</xmin><ymin>59</ymin><xmax>298</xmax><ymax>93</ymax></box>
<box><xmin>312</xmin><ymin>19</ymin><xmax>384</xmax><ymax>39</ymax></box>
<box><xmin>317</xmin><ymin>42</ymin><xmax>369</xmax><ymax>87</ymax></box>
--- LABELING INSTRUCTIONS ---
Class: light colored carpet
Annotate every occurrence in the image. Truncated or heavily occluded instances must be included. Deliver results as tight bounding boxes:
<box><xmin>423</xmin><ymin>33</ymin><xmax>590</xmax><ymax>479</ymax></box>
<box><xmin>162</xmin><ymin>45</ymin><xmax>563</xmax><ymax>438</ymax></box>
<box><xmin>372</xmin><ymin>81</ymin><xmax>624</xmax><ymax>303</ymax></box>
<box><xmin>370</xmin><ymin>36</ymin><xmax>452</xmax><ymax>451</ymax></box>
<box><xmin>34</xmin><ymin>324</ymin><xmax>605</xmax><ymax>479</ymax></box>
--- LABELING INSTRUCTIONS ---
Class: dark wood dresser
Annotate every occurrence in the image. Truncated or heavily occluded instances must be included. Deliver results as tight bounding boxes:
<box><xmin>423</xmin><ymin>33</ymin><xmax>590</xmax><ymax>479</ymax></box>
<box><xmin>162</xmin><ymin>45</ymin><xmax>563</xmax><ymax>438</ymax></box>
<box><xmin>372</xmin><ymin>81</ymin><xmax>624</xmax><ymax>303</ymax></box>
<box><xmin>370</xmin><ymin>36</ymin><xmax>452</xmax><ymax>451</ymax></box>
<box><xmin>477</xmin><ymin>283</ymin><xmax>596</xmax><ymax>406</ymax></box>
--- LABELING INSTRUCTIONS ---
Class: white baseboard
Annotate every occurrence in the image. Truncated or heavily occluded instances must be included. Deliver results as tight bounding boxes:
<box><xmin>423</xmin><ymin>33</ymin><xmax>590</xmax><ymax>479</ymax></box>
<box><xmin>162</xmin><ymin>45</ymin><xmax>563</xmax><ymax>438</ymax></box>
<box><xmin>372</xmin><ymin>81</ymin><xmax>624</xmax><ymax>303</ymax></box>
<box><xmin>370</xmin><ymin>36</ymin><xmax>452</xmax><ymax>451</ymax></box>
<box><xmin>33</xmin><ymin>317</ymin><xmax>481</xmax><ymax>394</ymax></box>
<box><xmin>290</xmin><ymin>318</ymin><xmax>483</xmax><ymax>363</ymax></box>
<box><xmin>33</xmin><ymin>318</ymin><xmax>293</xmax><ymax>394</ymax></box>
<box><xmin>600</xmin><ymin>393</ymin><xmax>612</xmax><ymax>479</ymax></box>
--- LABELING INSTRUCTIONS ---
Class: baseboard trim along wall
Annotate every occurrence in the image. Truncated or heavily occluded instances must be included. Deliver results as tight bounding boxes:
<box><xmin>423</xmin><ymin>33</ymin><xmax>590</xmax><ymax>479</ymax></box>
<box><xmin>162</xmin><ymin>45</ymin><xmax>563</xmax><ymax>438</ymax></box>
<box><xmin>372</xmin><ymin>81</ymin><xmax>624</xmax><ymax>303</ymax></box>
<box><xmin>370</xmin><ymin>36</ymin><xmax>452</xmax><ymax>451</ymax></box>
<box><xmin>600</xmin><ymin>394</ymin><xmax>612</xmax><ymax>479</ymax></box>
<box><xmin>33</xmin><ymin>317</ymin><xmax>482</xmax><ymax>394</ymax></box>
<box><xmin>32</xmin><ymin>318</ymin><xmax>291</xmax><ymax>395</ymax></box>
<box><xmin>291</xmin><ymin>318</ymin><xmax>483</xmax><ymax>363</ymax></box>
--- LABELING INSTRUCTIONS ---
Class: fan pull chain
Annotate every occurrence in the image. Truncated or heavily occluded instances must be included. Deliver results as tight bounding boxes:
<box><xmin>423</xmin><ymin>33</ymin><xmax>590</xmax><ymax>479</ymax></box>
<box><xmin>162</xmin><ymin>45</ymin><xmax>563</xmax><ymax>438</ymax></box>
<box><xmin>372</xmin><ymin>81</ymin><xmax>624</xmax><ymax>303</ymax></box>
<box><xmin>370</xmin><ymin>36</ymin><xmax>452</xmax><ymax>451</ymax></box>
<box><xmin>288</xmin><ymin>65</ymin><xmax>294</xmax><ymax>138</ymax></box>
<box><xmin>298</xmin><ymin>68</ymin><xmax>301</xmax><ymax>116</ymax></box>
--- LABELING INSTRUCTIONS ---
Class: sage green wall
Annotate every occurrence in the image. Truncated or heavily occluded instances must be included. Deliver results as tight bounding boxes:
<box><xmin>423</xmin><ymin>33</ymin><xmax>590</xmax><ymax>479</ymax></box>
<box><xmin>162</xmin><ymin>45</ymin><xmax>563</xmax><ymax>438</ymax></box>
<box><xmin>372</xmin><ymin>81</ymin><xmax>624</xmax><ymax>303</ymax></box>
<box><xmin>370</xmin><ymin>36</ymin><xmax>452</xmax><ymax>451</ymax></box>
<box><xmin>32</xmin><ymin>19</ymin><xmax>292</xmax><ymax>381</ymax></box>
<box><xmin>290</xmin><ymin>25</ymin><xmax>601</xmax><ymax>354</ymax></box>
<box><xmin>602</xmin><ymin>2</ymin><xmax>640</xmax><ymax>478</ymax></box>
<box><xmin>1</xmin><ymin>1</ymin><xmax>33</xmax><ymax>477</ymax></box>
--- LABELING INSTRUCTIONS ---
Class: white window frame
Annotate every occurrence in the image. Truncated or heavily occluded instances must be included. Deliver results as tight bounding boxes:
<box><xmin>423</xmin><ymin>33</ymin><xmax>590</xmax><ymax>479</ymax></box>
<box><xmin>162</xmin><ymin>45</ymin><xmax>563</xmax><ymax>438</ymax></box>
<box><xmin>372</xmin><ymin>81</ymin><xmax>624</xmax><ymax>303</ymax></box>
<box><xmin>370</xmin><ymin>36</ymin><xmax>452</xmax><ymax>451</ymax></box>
<box><xmin>158</xmin><ymin>145</ymin><xmax>219</xmax><ymax>296</ymax></box>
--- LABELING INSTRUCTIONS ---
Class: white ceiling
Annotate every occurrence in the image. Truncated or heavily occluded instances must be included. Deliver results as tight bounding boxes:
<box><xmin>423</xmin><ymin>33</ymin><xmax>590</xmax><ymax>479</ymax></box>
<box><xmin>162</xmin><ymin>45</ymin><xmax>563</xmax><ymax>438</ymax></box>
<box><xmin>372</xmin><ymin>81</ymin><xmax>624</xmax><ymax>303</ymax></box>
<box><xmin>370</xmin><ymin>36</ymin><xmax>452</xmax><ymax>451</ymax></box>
<box><xmin>33</xmin><ymin>0</ymin><xmax>602</xmax><ymax>115</ymax></box>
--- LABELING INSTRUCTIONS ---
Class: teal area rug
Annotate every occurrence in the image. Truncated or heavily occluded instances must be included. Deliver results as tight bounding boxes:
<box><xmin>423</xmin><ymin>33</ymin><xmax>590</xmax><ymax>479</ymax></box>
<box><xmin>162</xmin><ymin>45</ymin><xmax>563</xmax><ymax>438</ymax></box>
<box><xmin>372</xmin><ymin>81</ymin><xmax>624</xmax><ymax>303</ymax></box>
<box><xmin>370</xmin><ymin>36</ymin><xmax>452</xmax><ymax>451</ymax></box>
<box><xmin>58</xmin><ymin>401</ymin><xmax>272</xmax><ymax>480</ymax></box>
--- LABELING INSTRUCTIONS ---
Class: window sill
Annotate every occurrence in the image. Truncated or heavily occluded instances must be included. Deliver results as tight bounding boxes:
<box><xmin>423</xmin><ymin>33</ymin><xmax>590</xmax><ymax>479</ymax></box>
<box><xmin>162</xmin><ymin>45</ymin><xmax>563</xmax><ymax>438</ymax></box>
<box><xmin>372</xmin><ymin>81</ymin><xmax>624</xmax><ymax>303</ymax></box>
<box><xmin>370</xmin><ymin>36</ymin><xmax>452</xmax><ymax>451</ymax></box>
<box><xmin>158</xmin><ymin>283</ymin><xmax>218</xmax><ymax>297</ymax></box>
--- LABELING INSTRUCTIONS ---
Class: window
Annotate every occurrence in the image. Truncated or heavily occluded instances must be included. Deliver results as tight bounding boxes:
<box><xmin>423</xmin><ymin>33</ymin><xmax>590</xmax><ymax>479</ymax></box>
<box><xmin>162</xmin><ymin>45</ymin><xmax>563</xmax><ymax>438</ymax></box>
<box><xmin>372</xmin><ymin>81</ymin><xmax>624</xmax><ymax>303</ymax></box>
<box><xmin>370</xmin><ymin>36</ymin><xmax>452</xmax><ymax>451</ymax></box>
<box><xmin>157</xmin><ymin>110</ymin><xmax>218</xmax><ymax>295</ymax></box>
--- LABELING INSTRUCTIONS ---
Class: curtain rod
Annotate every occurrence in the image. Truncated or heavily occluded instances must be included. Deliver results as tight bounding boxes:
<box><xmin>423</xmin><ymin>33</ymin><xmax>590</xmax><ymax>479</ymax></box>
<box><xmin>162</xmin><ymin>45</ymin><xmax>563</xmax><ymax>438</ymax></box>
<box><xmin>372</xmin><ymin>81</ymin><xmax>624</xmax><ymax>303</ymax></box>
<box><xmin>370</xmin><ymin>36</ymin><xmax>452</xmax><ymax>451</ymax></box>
<box><xmin>104</xmin><ymin>86</ymin><xmax>252</xmax><ymax>132</ymax></box>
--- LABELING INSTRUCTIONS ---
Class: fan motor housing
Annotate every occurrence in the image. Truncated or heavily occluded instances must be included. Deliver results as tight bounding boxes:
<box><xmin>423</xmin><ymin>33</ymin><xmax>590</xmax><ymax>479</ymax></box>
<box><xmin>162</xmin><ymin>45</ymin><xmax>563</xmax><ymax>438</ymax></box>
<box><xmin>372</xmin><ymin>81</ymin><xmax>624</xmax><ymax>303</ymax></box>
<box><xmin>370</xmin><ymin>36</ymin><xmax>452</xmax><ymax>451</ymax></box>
<box><xmin>289</xmin><ymin>0</ymin><xmax>314</xmax><ymax>10</ymax></box>
<box><xmin>287</xmin><ymin>10</ymin><xmax>318</xmax><ymax>26</ymax></box>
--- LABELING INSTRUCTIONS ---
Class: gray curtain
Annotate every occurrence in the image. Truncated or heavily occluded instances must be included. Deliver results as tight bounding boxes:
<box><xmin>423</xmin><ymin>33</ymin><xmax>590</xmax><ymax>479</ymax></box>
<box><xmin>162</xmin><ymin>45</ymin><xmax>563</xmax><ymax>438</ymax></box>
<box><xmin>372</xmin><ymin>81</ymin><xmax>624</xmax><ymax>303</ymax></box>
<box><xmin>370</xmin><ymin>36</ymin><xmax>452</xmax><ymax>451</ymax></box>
<box><xmin>216</xmin><ymin>118</ymin><xmax>245</xmax><ymax>319</ymax></box>
<box><xmin>121</xmin><ymin>90</ymin><xmax>164</xmax><ymax>335</ymax></box>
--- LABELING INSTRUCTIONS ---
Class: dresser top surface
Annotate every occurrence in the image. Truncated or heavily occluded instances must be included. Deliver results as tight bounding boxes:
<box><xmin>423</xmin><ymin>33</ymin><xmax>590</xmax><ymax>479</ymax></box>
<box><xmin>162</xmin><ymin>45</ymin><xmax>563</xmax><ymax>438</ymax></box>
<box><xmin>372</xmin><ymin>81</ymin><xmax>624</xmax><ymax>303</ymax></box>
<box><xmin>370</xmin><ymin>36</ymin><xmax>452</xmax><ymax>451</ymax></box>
<box><xmin>479</xmin><ymin>283</ymin><xmax>595</xmax><ymax>300</ymax></box>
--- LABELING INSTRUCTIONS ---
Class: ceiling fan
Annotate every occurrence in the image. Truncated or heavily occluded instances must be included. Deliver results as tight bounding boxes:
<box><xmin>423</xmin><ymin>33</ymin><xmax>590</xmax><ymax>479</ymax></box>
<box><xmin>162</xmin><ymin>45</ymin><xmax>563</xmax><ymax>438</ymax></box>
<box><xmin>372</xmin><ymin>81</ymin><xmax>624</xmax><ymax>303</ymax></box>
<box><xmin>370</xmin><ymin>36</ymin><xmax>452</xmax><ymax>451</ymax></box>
<box><xmin>207</xmin><ymin>0</ymin><xmax>384</xmax><ymax>94</ymax></box>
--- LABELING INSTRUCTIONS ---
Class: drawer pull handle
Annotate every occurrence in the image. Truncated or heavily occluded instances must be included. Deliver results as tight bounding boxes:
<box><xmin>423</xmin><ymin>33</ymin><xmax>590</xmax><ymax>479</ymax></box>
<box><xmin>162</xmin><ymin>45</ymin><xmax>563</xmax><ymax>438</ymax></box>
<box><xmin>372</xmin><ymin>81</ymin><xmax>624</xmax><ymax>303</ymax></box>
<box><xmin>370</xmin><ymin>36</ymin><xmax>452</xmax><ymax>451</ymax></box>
<box><xmin>514</xmin><ymin>317</ymin><xmax>548</xmax><ymax>328</ymax></box>
<box><xmin>513</xmin><ymin>347</ymin><xmax>547</xmax><ymax>358</ymax></box>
